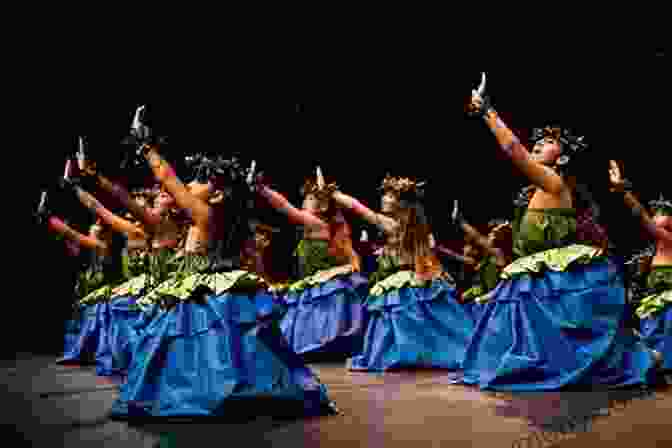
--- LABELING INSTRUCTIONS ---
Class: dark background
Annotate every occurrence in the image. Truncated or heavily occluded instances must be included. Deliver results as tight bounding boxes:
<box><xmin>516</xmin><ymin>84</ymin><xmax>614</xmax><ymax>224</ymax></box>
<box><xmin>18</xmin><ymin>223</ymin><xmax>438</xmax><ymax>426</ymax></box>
<box><xmin>16</xmin><ymin>50</ymin><xmax>668</xmax><ymax>358</ymax></box>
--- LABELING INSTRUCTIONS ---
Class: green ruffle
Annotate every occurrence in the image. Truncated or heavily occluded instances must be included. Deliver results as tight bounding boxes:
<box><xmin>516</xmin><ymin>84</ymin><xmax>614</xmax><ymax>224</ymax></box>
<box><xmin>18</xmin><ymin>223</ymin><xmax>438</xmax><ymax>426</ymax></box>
<box><xmin>287</xmin><ymin>264</ymin><xmax>354</xmax><ymax>292</ymax></box>
<box><xmin>636</xmin><ymin>289</ymin><xmax>672</xmax><ymax>319</ymax></box>
<box><xmin>370</xmin><ymin>270</ymin><xmax>432</xmax><ymax>296</ymax></box>
<box><xmin>139</xmin><ymin>270</ymin><xmax>266</xmax><ymax>305</ymax></box>
<box><xmin>513</xmin><ymin>208</ymin><xmax>576</xmax><ymax>258</ymax></box>
<box><xmin>647</xmin><ymin>266</ymin><xmax>672</xmax><ymax>290</ymax></box>
<box><xmin>110</xmin><ymin>274</ymin><xmax>150</xmax><ymax>298</ymax></box>
<box><xmin>79</xmin><ymin>284</ymin><xmax>115</xmax><ymax>305</ymax></box>
<box><xmin>501</xmin><ymin>244</ymin><xmax>605</xmax><ymax>280</ymax></box>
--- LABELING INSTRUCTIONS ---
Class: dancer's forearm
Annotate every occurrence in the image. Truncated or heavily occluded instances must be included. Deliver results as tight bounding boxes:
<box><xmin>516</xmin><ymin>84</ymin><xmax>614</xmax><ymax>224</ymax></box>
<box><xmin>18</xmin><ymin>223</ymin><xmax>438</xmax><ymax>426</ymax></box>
<box><xmin>483</xmin><ymin>111</ymin><xmax>565</xmax><ymax>194</ymax></box>
<box><xmin>622</xmin><ymin>192</ymin><xmax>672</xmax><ymax>243</ymax></box>
<box><xmin>460</xmin><ymin>221</ymin><xmax>506</xmax><ymax>261</ymax></box>
<box><xmin>73</xmin><ymin>186</ymin><xmax>146</xmax><ymax>239</ymax></box>
<box><xmin>259</xmin><ymin>186</ymin><xmax>325</xmax><ymax>231</ymax></box>
<box><xmin>332</xmin><ymin>191</ymin><xmax>396</xmax><ymax>233</ymax></box>
<box><xmin>95</xmin><ymin>174</ymin><xmax>160</xmax><ymax>227</ymax></box>
<box><xmin>144</xmin><ymin>146</ymin><xmax>210</xmax><ymax>224</ymax></box>
<box><xmin>47</xmin><ymin>216</ymin><xmax>105</xmax><ymax>251</ymax></box>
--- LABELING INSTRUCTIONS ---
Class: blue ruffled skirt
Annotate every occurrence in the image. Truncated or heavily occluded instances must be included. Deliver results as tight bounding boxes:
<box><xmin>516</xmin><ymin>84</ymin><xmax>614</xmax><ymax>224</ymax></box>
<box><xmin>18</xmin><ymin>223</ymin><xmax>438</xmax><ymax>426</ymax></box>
<box><xmin>94</xmin><ymin>296</ymin><xmax>143</xmax><ymax>376</ymax></box>
<box><xmin>464</xmin><ymin>301</ymin><xmax>485</xmax><ymax>325</ymax></box>
<box><xmin>110</xmin><ymin>292</ymin><xmax>336</xmax><ymax>419</ymax></box>
<box><xmin>640</xmin><ymin>305</ymin><xmax>672</xmax><ymax>370</ymax></box>
<box><xmin>349</xmin><ymin>279</ymin><xmax>475</xmax><ymax>371</ymax></box>
<box><xmin>59</xmin><ymin>303</ymin><xmax>102</xmax><ymax>365</ymax></box>
<box><xmin>280</xmin><ymin>273</ymin><xmax>369</xmax><ymax>357</ymax></box>
<box><xmin>460</xmin><ymin>259</ymin><xmax>656</xmax><ymax>391</ymax></box>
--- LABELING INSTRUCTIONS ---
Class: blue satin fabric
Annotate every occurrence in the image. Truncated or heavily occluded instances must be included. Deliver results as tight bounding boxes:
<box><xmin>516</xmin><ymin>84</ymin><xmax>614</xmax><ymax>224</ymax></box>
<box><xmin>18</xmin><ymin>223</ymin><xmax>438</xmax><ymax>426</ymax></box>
<box><xmin>460</xmin><ymin>259</ymin><xmax>656</xmax><ymax>391</ymax></box>
<box><xmin>58</xmin><ymin>304</ymin><xmax>101</xmax><ymax>365</ymax></box>
<box><xmin>112</xmin><ymin>303</ymin><xmax>161</xmax><ymax>376</ymax></box>
<box><xmin>94</xmin><ymin>296</ymin><xmax>142</xmax><ymax>376</ymax></box>
<box><xmin>640</xmin><ymin>305</ymin><xmax>672</xmax><ymax>370</ymax></box>
<box><xmin>349</xmin><ymin>279</ymin><xmax>475</xmax><ymax>371</ymax></box>
<box><xmin>463</xmin><ymin>301</ymin><xmax>485</xmax><ymax>325</ymax></box>
<box><xmin>279</xmin><ymin>274</ymin><xmax>369</xmax><ymax>357</ymax></box>
<box><xmin>110</xmin><ymin>292</ymin><xmax>334</xmax><ymax>419</ymax></box>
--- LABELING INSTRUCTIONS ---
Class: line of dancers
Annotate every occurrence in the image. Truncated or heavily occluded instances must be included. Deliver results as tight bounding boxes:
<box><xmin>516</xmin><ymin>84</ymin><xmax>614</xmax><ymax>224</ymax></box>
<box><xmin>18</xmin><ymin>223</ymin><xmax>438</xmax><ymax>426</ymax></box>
<box><xmin>35</xmin><ymin>74</ymin><xmax>672</xmax><ymax>420</ymax></box>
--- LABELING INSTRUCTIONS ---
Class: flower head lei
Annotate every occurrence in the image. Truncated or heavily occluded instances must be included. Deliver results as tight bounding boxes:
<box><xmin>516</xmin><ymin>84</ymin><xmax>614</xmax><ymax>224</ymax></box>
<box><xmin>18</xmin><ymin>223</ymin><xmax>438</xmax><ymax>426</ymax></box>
<box><xmin>649</xmin><ymin>194</ymin><xmax>672</xmax><ymax>216</ymax></box>
<box><xmin>301</xmin><ymin>166</ymin><xmax>338</xmax><ymax>202</ymax></box>
<box><xmin>529</xmin><ymin>126</ymin><xmax>588</xmax><ymax>168</ymax></box>
<box><xmin>379</xmin><ymin>174</ymin><xmax>426</xmax><ymax>197</ymax></box>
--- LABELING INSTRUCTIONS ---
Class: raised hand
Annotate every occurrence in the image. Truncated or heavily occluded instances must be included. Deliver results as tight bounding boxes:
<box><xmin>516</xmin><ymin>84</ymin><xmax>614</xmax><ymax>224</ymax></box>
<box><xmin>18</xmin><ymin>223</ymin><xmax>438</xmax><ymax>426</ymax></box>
<box><xmin>466</xmin><ymin>72</ymin><xmax>492</xmax><ymax>118</ymax></box>
<box><xmin>451</xmin><ymin>199</ymin><xmax>463</xmax><ymax>223</ymax></box>
<box><xmin>609</xmin><ymin>160</ymin><xmax>632</xmax><ymax>193</ymax></box>
<box><xmin>34</xmin><ymin>190</ymin><xmax>50</xmax><ymax>224</ymax></box>
<box><xmin>76</xmin><ymin>137</ymin><xmax>97</xmax><ymax>176</ymax></box>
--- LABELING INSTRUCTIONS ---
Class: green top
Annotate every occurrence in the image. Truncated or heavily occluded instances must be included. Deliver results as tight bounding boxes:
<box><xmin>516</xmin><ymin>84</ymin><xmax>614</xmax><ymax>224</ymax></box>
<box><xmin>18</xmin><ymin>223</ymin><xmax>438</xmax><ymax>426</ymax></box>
<box><xmin>294</xmin><ymin>239</ymin><xmax>347</xmax><ymax>278</ymax></box>
<box><xmin>513</xmin><ymin>208</ymin><xmax>577</xmax><ymax>258</ymax></box>
<box><xmin>369</xmin><ymin>254</ymin><xmax>403</xmax><ymax>285</ymax></box>
<box><xmin>462</xmin><ymin>255</ymin><xmax>499</xmax><ymax>301</ymax></box>
<box><xmin>502</xmin><ymin>208</ymin><xmax>605</xmax><ymax>279</ymax></box>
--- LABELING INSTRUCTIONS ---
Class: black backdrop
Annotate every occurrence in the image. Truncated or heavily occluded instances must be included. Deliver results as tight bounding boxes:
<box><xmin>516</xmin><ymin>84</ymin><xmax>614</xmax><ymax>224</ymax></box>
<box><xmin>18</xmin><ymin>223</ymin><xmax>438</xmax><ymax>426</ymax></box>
<box><xmin>18</xmin><ymin>54</ymin><xmax>668</xmax><ymax>357</ymax></box>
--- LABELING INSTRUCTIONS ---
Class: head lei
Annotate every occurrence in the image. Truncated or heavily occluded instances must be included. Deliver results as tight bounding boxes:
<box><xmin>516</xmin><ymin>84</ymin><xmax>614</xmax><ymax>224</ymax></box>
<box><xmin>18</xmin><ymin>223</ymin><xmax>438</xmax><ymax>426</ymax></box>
<box><xmin>529</xmin><ymin>125</ymin><xmax>588</xmax><ymax>169</ymax></box>
<box><xmin>487</xmin><ymin>218</ymin><xmax>511</xmax><ymax>232</ymax></box>
<box><xmin>301</xmin><ymin>166</ymin><xmax>338</xmax><ymax>202</ymax></box>
<box><xmin>649</xmin><ymin>194</ymin><xmax>672</xmax><ymax>216</ymax></box>
<box><xmin>379</xmin><ymin>174</ymin><xmax>426</xmax><ymax>198</ymax></box>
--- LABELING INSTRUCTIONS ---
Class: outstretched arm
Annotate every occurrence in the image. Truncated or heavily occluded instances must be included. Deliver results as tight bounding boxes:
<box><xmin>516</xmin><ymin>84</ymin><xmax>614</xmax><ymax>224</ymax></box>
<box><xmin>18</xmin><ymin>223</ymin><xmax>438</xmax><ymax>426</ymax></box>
<box><xmin>485</xmin><ymin>111</ymin><xmax>565</xmax><ymax>194</ymax></box>
<box><xmin>144</xmin><ymin>145</ymin><xmax>210</xmax><ymax>225</ymax></box>
<box><xmin>47</xmin><ymin>216</ymin><xmax>106</xmax><ymax>252</ymax></box>
<box><xmin>332</xmin><ymin>191</ymin><xmax>397</xmax><ymax>234</ymax></box>
<box><xmin>71</xmin><ymin>186</ymin><xmax>147</xmax><ymax>240</ymax></box>
<box><xmin>459</xmin><ymin>221</ymin><xmax>507</xmax><ymax>267</ymax></box>
<box><xmin>468</xmin><ymin>95</ymin><xmax>565</xmax><ymax>195</ymax></box>
<box><xmin>258</xmin><ymin>185</ymin><xmax>327</xmax><ymax>231</ymax></box>
<box><xmin>609</xmin><ymin>160</ymin><xmax>672</xmax><ymax>243</ymax></box>
<box><xmin>621</xmin><ymin>191</ymin><xmax>672</xmax><ymax>243</ymax></box>
<box><xmin>78</xmin><ymin>158</ymin><xmax>161</xmax><ymax>227</ymax></box>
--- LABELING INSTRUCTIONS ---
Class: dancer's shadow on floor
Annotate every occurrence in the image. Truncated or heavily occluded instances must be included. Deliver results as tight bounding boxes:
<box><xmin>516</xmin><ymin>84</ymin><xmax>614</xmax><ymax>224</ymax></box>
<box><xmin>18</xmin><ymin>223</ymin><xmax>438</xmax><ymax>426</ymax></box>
<box><xmin>492</xmin><ymin>383</ymin><xmax>672</xmax><ymax>434</ymax></box>
<box><xmin>124</xmin><ymin>399</ymin><xmax>334</xmax><ymax>447</ymax></box>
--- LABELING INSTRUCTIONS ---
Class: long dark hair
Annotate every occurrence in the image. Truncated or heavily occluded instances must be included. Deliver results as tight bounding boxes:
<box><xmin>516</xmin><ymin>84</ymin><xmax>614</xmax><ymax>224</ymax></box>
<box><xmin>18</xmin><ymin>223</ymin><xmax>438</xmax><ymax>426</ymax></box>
<box><xmin>206</xmin><ymin>161</ymin><xmax>256</xmax><ymax>269</ymax></box>
<box><xmin>396</xmin><ymin>189</ymin><xmax>441</xmax><ymax>278</ymax></box>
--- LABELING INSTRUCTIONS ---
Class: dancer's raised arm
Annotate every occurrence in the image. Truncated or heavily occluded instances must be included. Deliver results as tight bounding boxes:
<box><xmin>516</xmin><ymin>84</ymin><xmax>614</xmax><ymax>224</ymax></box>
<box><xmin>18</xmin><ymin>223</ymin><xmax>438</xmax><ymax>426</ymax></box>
<box><xmin>47</xmin><ymin>216</ymin><xmax>106</xmax><ymax>252</ymax></box>
<box><xmin>451</xmin><ymin>200</ymin><xmax>508</xmax><ymax>267</ymax></box>
<box><xmin>332</xmin><ymin>191</ymin><xmax>397</xmax><ymax>234</ymax></box>
<box><xmin>467</xmin><ymin>87</ymin><xmax>566</xmax><ymax>196</ymax></box>
<box><xmin>258</xmin><ymin>185</ymin><xmax>326</xmax><ymax>230</ymax></box>
<box><xmin>62</xmin><ymin>179</ymin><xmax>146</xmax><ymax>240</ymax></box>
<box><xmin>609</xmin><ymin>160</ymin><xmax>672</xmax><ymax>243</ymax></box>
<box><xmin>143</xmin><ymin>144</ymin><xmax>210</xmax><ymax>226</ymax></box>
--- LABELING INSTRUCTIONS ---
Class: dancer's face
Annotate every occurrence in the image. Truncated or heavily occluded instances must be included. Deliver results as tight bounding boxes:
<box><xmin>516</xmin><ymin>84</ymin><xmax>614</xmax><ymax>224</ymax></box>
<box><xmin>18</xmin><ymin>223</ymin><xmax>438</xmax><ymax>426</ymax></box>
<box><xmin>303</xmin><ymin>193</ymin><xmax>320</xmax><ymax>212</ymax></box>
<box><xmin>254</xmin><ymin>230</ymin><xmax>271</xmax><ymax>250</ymax></box>
<box><xmin>530</xmin><ymin>138</ymin><xmax>562</xmax><ymax>165</ymax></box>
<box><xmin>463</xmin><ymin>243</ymin><xmax>479</xmax><ymax>260</ymax></box>
<box><xmin>155</xmin><ymin>189</ymin><xmax>175</xmax><ymax>209</ymax></box>
<box><xmin>654</xmin><ymin>212</ymin><xmax>672</xmax><ymax>230</ymax></box>
<box><xmin>381</xmin><ymin>191</ymin><xmax>399</xmax><ymax>213</ymax></box>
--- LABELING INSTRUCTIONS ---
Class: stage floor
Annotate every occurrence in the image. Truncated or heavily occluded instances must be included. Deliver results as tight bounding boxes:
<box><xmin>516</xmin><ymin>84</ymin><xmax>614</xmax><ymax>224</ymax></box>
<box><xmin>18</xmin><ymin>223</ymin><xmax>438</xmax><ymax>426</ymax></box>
<box><xmin>2</xmin><ymin>354</ymin><xmax>672</xmax><ymax>447</ymax></box>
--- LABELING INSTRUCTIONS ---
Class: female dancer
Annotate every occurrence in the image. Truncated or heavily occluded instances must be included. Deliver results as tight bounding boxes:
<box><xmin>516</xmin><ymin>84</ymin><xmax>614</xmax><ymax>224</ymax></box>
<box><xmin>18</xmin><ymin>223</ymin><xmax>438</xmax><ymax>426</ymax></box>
<box><xmin>609</xmin><ymin>160</ymin><xmax>672</xmax><ymax>369</ymax></box>
<box><xmin>331</xmin><ymin>175</ymin><xmax>475</xmax><ymax>371</ymax></box>
<box><xmin>38</xmin><ymin>188</ymin><xmax>129</xmax><ymax>367</ymax></box>
<box><xmin>459</xmin><ymin>75</ymin><xmax>655</xmax><ymax>390</ymax></box>
<box><xmin>257</xmin><ymin>167</ymin><xmax>368</xmax><ymax>359</ymax></box>
<box><xmin>111</xmin><ymin>144</ymin><xmax>336</xmax><ymax>419</ymax></box>
<box><xmin>457</xmin><ymin>217</ymin><xmax>512</xmax><ymax>321</ymax></box>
